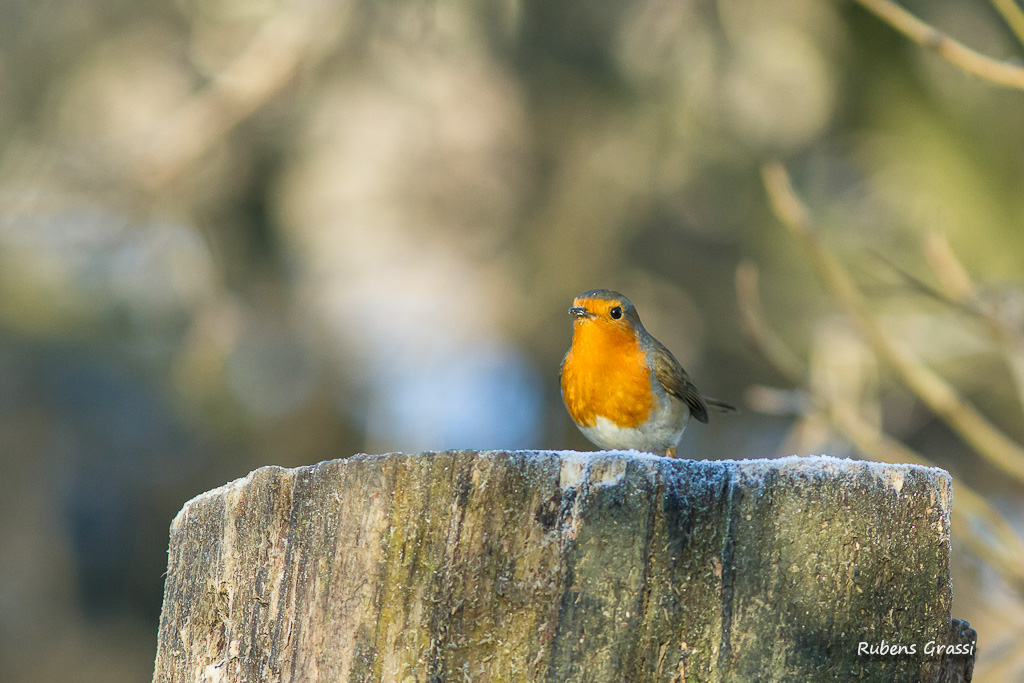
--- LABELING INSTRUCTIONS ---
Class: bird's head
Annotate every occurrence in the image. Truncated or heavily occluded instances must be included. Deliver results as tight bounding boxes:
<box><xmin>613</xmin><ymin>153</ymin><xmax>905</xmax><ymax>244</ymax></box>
<box><xmin>568</xmin><ymin>289</ymin><xmax>643</xmax><ymax>337</ymax></box>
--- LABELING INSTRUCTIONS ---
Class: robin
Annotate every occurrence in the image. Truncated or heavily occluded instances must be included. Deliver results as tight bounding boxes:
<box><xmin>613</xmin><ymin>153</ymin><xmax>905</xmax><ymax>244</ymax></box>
<box><xmin>560</xmin><ymin>289</ymin><xmax>736</xmax><ymax>457</ymax></box>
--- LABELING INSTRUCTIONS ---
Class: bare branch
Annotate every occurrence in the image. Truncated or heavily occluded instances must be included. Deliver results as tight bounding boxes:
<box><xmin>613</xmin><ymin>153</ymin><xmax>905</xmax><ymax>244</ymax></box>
<box><xmin>853</xmin><ymin>0</ymin><xmax>1024</xmax><ymax>89</ymax></box>
<box><xmin>991</xmin><ymin>0</ymin><xmax>1024</xmax><ymax>49</ymax></box>
<box><xmin>762</xmin><ymin>161</ymin><xmax>1024</xmax><ymax>484</ymax></box>
<box><xmin>735</xmin><ymin>261</ymin><xmax>806</xmax><ymax>385</ymax></box>
<box><xmin>923</xmin><ymin>232</ymin><xmax>977</xmax><ymax>306</ymax></box>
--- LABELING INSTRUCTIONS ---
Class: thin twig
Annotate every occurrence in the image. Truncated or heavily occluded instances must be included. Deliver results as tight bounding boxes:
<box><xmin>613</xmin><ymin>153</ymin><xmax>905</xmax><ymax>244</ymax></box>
<box><xmin>924</xmin><ymin>232</ymin><xmax>1024</xmax><ymax>402</ymax></box>
<box><xmin>923</xmin><ymin>232</ymin><xmax>976</xmax><ymax>305</ymax></box>
<box><xmin>762</xmin><ymin>161</ymin><xmax>1024</xmax><ymax>484</ymax></box>
<box><xmin>990</xmin><ymin>0</ymin><xmax>1024</xmax><ymax>49</ymax></box>
<box><xmin>735</xmin><ymin>261</ymin><xmax>806</xmax><ymax>385</ymax></box>
<box><xmin>869</xmin><ymin>249</ymin><xmax>965</xmax><ymax>311</ymax></box>
<box><xmin>897</xmin><ymin>233</ymin><xmax>1024</xmax><ymax>413</ymax></box>
<box><xmin>852</xmin><ymin>0</ymin><xmax>1024</xmax><ymax>89</ymax></box>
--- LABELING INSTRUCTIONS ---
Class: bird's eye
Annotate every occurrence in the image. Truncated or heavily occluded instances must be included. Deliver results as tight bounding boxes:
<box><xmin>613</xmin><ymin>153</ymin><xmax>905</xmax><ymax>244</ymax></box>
<box><xmin>610</xmin><ymin>306</ymin><xmax>623</xmax><ymax>319</ymax></box>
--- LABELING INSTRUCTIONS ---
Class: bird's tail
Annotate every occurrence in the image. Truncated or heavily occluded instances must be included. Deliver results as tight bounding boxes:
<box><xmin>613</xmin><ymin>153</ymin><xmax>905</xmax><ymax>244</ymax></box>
<box><xmin>704</xmin><ymin>396</ymin><xmax>739</xmax><ymax>413</ymax></box>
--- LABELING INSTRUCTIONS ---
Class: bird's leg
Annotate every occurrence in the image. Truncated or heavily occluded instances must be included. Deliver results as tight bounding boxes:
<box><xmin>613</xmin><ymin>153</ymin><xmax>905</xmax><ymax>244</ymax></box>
<box><xmin>664</xmin><ymin>446</ymin><xmax>677</xmax><ymax>458</ymax></box>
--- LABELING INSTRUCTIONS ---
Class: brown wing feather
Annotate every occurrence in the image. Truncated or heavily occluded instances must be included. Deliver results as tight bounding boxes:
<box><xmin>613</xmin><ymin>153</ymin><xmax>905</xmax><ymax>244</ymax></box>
<box><xmin>650</xmin><ymin>342</ymin><xmax>710</xmax><ymax>424</ymax></box>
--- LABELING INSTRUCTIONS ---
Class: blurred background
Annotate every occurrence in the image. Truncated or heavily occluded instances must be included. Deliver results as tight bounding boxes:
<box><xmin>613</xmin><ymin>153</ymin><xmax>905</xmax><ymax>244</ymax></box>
<box><xmin>2</xmin><ymin>0</ymin><xmax>1024</xmax><ymax>679</ymax></box>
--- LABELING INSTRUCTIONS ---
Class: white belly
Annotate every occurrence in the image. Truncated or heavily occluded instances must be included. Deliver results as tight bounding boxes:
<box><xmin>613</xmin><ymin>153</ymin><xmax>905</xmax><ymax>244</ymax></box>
<box><xmin>578</xmin><ymin>395</ymin><xmax>690</xmax><ymax>453</ymax></box>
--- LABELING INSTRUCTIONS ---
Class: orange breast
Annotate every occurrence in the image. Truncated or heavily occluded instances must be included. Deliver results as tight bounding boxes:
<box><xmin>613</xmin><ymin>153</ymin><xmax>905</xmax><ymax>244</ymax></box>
<box><xmin>561</xmin><ymin>323</ymin><xmax>654</xmax><ymax>429</ymax></box>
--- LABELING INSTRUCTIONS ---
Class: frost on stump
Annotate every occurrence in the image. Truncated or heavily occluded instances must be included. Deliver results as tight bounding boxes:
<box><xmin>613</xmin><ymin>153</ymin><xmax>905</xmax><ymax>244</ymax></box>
<box><xmin>152</xmin><ymin>451</ymin><xmax>976</xmax><ymax>682</ymax></box>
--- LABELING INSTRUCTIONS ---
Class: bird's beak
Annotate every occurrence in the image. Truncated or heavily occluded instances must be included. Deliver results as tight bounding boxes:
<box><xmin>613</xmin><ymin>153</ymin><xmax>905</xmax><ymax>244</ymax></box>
<box><xmin>569</xmin><ymin>306</ymin><xmax>593</xmax><ymax>319</ymax></box>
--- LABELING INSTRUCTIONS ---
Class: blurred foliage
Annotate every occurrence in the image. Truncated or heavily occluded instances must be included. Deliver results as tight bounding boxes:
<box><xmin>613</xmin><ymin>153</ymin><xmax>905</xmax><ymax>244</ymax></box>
<box><xmin>1</xmin><ymin>0</ymin><xmax>1023</xmax><ymax>680</ymax></box>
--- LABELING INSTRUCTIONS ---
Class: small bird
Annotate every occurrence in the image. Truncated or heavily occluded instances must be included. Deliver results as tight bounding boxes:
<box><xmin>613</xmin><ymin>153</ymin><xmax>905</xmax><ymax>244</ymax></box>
<box><xmin>560</xmin><ymin>289</ymin><xmax>736</xmax><ymax>457</ymax></box>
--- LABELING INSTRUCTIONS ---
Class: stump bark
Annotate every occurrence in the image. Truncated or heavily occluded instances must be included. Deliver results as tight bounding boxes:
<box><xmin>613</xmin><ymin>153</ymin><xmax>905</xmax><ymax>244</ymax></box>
<box><xmin>152</xmin><ymin>451</ymin><xmax>975</xmax><ymax>682</ymax></box>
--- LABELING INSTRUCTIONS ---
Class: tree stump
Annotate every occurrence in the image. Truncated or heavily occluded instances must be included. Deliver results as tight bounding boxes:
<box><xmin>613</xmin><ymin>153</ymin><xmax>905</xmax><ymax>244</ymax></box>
<box><xmin>152</xmin><ymin>451</ymin><xmax>976</xmax><ymax>682</ymax></box>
